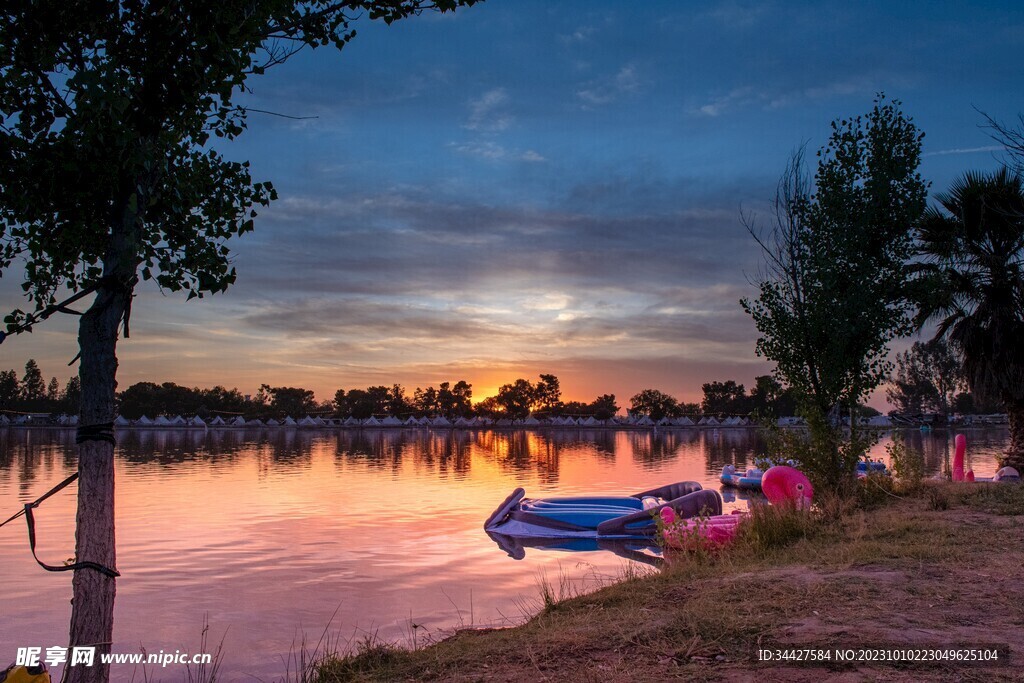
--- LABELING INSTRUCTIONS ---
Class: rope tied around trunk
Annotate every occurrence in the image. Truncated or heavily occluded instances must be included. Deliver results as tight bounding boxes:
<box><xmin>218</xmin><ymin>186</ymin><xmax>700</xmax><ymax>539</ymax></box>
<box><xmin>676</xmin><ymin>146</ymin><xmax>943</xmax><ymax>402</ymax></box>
<box><xmin>0</xmin><ymin>439</ymin><xmax>121</xmax><ymax>578</ymax></box>
<box><xmin>76</xmin><ymin>422</ymin><xmax>116</xmax><ymax>445</ymax></box>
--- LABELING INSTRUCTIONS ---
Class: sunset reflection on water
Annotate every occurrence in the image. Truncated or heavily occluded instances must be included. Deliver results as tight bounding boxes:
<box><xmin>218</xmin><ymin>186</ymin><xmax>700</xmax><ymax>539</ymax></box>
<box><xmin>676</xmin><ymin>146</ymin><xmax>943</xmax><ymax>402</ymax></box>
<box><xmin>0</xmin><ymin>426</ymin><xmax>1009</xmax><ymax>678</ymax></box>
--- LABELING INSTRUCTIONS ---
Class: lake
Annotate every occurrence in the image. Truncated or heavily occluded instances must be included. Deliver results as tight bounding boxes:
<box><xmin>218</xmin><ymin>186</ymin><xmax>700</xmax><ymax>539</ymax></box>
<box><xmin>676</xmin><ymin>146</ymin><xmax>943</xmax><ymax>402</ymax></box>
<box><xmin>0</xmin><ymin>426</ymin><xmax>1010</xmax><ymax>679</ymax></box>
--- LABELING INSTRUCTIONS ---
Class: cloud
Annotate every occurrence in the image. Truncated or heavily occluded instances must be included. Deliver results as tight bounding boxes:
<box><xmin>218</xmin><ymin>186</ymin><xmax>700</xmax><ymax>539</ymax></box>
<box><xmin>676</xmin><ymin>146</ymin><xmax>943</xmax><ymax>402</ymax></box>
<box><xmin>923</xmin><ymin>145</ymin><xmax>1005</xmax><ymax>157</ymax></box>
<box><xmin>577</xmin><ymin>64</ymin><xmax>643</xmax><ymax>106</ymax></box>
<box><xmin>560</xmin><ymin>25</ymin><xmax>596</xmax><ymax>44</ymax></box>
<box><xmin>465</xmin><ymin>88</ymin><xmax>513</xmax><ymax>132</ymax></box>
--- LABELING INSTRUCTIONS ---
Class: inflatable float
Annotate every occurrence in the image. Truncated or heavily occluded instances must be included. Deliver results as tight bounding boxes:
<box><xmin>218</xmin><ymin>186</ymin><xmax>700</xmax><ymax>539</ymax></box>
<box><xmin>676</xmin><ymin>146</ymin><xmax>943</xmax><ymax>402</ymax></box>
<box><xmin>663</xmin><ymin>465</ymin><xmax>813</xmax><ymax>549</ymax></box>
<box><xmin>953</xmin><ymin>434</ymin><xmax>1021</xmax><ymax>483</ymax></box>
<box><xmin>484</xmin><ymin>481</ymin><xmax>721</xmax><ymax>540</ymax></box>
<box><xmin>720</xmin><ymin>464</ymin><xmax>764</xmax><ymax>490</ymax></box>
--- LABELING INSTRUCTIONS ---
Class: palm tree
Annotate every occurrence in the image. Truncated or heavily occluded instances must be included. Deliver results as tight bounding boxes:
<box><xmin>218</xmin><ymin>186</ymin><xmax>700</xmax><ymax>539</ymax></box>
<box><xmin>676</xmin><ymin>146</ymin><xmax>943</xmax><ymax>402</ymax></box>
<box><xmin>914</xmin><ymin>168</ymin><xmax>1024</xmax><ymax>469</ymax></box>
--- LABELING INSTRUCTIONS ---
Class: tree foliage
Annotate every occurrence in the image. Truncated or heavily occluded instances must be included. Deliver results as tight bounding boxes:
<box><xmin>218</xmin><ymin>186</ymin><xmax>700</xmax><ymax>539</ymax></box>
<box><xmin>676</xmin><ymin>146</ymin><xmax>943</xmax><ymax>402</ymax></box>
<box><xmin>886</xmin><ymin>339</ymin><xmax>964</xmax><ymax>416</ymax></box>
<box><xmin>912</xmin><ymin>168</ymin><xmax>1024</xmax><ymax>465</ymax></box>
<box><xmin>629</xmin><ymin>388</ymin><xmax>680</xmax><ymax>421</ymax></box>
<box><xmin>742</xmin><ymin>96</ymin><xmax>928</xmax><ymax>491</ymax></box>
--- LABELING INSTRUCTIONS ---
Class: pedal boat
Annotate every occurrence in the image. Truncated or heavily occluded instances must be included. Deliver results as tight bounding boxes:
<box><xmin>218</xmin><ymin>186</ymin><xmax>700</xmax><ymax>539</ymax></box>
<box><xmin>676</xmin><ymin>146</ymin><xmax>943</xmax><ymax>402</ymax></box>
<box><xmin>483</xmin><ymin>481</ymin><xmax>721</xmax><ymax>540</ymax></box>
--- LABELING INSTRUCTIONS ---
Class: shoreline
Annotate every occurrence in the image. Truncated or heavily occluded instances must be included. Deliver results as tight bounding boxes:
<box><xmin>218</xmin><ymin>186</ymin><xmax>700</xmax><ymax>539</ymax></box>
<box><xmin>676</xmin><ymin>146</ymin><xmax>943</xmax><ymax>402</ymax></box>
<box><xmin>312</xmin><ymin>481</ymin><xmax>1024</xmax><ymax>682</ymax></box>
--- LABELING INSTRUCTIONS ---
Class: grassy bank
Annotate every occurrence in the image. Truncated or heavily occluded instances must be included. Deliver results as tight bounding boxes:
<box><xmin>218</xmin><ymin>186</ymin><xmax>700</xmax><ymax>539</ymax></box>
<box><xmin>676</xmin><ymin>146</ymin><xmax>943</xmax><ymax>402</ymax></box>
<box><xmin>314</xmin><ymin>482</ymin><xmax>1024</xmax><ymax>682</ymax></box>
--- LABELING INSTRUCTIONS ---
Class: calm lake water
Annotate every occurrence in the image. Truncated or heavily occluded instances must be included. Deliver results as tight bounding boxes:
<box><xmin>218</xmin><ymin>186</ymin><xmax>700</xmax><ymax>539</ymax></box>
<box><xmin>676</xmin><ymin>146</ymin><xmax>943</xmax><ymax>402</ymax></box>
<box><xmin>0</xmin><ymin>426</ymin><xmax>1010</xmax><ymax>679</ymax></box>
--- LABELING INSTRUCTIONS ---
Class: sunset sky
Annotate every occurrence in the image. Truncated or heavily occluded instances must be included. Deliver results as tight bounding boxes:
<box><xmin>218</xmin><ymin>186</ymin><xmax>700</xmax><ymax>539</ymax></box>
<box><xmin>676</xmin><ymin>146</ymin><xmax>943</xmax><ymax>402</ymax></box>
<box><xmin>1</xmin><ymin>0</ymin><xmax>1021</xmax><ymax>408</ymax></box>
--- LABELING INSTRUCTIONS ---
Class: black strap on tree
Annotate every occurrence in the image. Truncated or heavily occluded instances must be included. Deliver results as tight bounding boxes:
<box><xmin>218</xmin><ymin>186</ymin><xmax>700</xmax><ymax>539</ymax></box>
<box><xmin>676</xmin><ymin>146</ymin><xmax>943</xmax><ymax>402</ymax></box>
<box><xmin>0</xmin><ymin>423</ymin><xmax>121</xmax><ymax>578</ymax></box>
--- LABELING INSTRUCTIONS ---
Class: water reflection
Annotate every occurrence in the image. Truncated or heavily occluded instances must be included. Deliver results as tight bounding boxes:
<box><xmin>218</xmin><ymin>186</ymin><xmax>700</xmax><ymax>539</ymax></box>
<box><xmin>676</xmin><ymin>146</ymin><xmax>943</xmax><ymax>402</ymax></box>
<box><xmin>0</xmin><ymin>425</ymin><xmax>1010</xmax><ymax>680</ymax></box>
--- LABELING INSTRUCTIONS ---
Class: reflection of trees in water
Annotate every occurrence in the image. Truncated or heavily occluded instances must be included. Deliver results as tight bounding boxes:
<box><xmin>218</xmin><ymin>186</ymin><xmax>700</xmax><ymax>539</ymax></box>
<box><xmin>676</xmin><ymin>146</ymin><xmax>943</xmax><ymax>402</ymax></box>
<box><xmin>897</xmin><ymin>430</ymin><xmax>950</xmax><ymax>475</ymax></box>
<box><xmin>333</xmin><ymin>429</ymin><xmax>472</xmax><ymax>478</ymax></box>
<box><xmin>629</xmin><ymin>430</ymin><xmax>701</xmax><ymax>469</ymax></box>
<box><xmin>542</xmin><ymin>429</ymin><xmax>618</xmax><ymax>460</ymax></box>
<box><xmin>473</xmin><ymin>431</ymin><xmax>560</xmax><ymax>484</ymax></box>
<box><xmin>116</xmin><ymin>428</ymin><xmax>249</xmax><ymax>468</ymax></box>
<box><xmin>0</xmin><ymin>428</ymin><xmax>77</xmax><ymax>492</ymax></box>
<box><xmin>702</xmin><ymin>430</ymin><xmax>770</xmax><ymax>470</ymax></box>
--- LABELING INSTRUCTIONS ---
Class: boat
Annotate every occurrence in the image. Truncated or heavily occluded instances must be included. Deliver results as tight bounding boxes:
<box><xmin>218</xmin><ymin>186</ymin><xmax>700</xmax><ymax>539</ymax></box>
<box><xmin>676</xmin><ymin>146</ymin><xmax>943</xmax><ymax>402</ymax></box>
<box><xmin>720</xmin><ymin>465</ymin><xmax>764</xmax><ymax>490</ymax></box>
<box><xmin>484</xmin><ymin>481</ymin><xmax>721</xmax><ymax>540</ymax></box>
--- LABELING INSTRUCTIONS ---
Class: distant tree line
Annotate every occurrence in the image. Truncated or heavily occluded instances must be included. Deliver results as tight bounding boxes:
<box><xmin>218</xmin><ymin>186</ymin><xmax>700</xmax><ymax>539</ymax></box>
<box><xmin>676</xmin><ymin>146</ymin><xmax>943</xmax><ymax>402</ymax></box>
<box><xmin>0</xmin><ymin>359</ymin><xmax>80</xmax><ymax>415</ymax></box>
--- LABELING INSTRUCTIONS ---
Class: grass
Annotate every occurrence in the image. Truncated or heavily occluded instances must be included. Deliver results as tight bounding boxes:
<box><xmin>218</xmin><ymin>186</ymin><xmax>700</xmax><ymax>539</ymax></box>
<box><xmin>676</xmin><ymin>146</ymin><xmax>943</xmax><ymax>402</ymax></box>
<box><xmin>312</xmin><ymin>481</ymin><xmax>1024</xmax><ymax>682</ymax></box>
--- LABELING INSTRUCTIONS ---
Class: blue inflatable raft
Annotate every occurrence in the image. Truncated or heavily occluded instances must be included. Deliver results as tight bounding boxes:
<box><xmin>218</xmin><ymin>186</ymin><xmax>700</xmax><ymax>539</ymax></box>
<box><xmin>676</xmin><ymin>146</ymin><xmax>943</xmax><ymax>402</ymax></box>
<box><xmin>484</xmin><ymin>481</ymin><xmax>721</xmax><ymax>540</ymax></box>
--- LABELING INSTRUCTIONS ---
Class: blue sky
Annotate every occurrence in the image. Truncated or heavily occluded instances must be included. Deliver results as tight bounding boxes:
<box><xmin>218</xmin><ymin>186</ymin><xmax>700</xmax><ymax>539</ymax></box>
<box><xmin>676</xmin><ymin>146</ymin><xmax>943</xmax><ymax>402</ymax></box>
<box><xmin>2</xmin><ymin>0</ymin><xmax>1022</xmax><ymax>407</ymax></box>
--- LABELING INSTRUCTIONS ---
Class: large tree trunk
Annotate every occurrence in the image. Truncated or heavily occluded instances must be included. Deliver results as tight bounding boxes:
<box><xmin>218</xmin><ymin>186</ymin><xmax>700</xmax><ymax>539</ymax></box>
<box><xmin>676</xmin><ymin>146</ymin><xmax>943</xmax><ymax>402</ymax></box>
<box><xmin>67</xmin><ymin>188</ymin><xmax>140</xmax><ymax>682</ymax></box>
<box><xmin>67</xmin><ymin>283</ymin><xmax>129</xmax><ymax>683</ymax></box>
<box><xmin>1001</xmin><ymin>400</ymin><xmax>1024</xmax><ymax>472</ymax></box>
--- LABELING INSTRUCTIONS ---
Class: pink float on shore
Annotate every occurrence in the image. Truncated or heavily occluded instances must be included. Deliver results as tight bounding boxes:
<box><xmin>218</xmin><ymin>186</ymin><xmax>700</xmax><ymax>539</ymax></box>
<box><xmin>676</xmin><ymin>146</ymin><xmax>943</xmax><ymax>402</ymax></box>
<box><xmin>661</xmin><ymin>465</ymin><xmax>813</xmax><ymax>549</ymax></box>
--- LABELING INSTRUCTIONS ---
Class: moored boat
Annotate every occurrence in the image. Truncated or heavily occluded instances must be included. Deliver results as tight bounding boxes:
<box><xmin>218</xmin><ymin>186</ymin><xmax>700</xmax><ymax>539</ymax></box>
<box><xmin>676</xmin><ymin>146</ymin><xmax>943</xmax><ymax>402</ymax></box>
<box><xmin>484</xmin><ymin>481</ymin><xmax>721</xmax><ymax>540</ymax></box>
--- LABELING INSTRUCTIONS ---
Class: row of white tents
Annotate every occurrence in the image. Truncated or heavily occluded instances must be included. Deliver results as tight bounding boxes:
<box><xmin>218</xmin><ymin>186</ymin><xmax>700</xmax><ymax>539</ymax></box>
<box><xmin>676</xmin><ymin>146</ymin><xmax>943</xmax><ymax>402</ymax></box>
<box><xmin>0</xmin><ymin>413</ymin><xmax>902</xmax><ymax>429</ymax></box>
<box><xmin>97</xmin><ymin>414</ymin><xmax>761</xmax><ymax>428</ymax></box>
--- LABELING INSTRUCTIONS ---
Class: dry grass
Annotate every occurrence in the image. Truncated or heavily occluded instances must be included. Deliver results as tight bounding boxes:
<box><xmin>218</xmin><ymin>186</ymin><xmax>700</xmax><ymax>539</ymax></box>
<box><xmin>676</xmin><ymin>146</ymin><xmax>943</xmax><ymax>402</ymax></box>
<box><xmin>314</xmin><ymin>482</ymin><xmax>1024</xmax><ymax>682</ymax></box>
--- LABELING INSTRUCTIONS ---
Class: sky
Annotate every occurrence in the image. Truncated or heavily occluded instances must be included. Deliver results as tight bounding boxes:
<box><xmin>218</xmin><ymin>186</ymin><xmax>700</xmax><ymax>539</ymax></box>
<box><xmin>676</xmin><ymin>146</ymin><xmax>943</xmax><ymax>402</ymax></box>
<box><xmin>1</xmin><ymin>0</ymin><xmax>1022</xmax><ymax>408</ymax></box>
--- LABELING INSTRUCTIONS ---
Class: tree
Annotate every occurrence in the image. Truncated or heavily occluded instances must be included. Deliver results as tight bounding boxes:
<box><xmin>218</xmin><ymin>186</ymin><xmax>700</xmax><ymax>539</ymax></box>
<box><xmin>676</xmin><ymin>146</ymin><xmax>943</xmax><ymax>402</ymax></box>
<box><xmin>62</xmin><ymin>375</ymin><xmax>82</xmax><ymax>415</ymax></box>
<box><xmin>0</xmin><ymin>3</ymin><xmax>479</xmax><ymax>679</ymax></box>
<box><xmin>20</xmin><ymin>359</ymin><xmax>46</xmax><ymax>406</ymax></box>
<box><xmin>496</xmin><ymin>379</ymin><xmax>535</xmax><ymax>419</ymax></box>
<box><xmin>450</xmin><ymin>380</ymin><xmax>473</xmax><ymax>417</ymax></box>
<box><xmin>629</xmin><ymin>389</ymin><xmax>680</xmax><ymax>421</ymax></box>
<box><xmin>886</xmin><ymin>339</ymin><xmax>964</xmax><ymax>416</ymax></box>
<box><xmin>263</xmin><ymin>384</ymin><xmax>318</xmax><ymax>417</ymax></box>
<box><xmin>741</xmin><ymin>96</ymin><xmax>927</xmax><ymax>491</ymax></box>
<box><xmin>982</xmin><ymin>112</ymin><xmax>1024</xmax><ymax>176</ymax></box>
<box><xmin>47</xmin><ymin>376</ymin><xmax>61</xmax><ymax>406</ymax></box>
<box><xmin>534</xmin><ymin>374</ymin><xmax>562</xmax><ymax>413</ymax></box>
<box><xmin>387</xmin><ymin>384</ymin><xmax>410</xmax><ymax>416</ymax></box>
<box><xmin>0</xmin><ymin>368</ymin><xmax>18</xmax><ymax>409</ymax></box>
<box><xmin>749</xmin><ymin>374</ymin><xmax>796</xmax><ymax>418</ymax></box>
<box><xmin>701</xmin><ymin>380</ymin><xmax>749</xmax><ymax>414</ymax></box>
<box><xmin>912</xmin><ymin>168</ymin><xmax>1024</xmax><ymax>469</ymax></box>
<box><xmin>590</xmin><ymin>394</ymin><xmax>619</xmax><ymax>421</ymax></box>
<box><xmin>413</xmin><ymin>386</ymin><xmax>439</xmax><ymax>415</ymax></box>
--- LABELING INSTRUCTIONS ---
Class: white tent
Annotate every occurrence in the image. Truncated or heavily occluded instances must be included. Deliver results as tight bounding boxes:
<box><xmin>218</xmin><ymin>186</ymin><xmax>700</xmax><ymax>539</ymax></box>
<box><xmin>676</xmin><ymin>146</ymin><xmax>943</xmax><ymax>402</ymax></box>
<box><xmin>523</xmin><ymin>416</ymin><xmax>540</xmax><ymax>426</ymax></box>
<box><xmin>209</xmin><ymin>416</ymin><xmax>226</xmax><ymax>426</ymax></box>
<box><xmin>153</xmin><ymin>415</ymin><xmax>172</xmax><ymax>426</ymax></box>
<box><xmin>246</xmin><ymin>418</ymin><xmax>263</xmax><ymax>426</ymax></box>
<box><xmin>363</xmin><ymin>416</ymin><xmax>381</xmax><ymax>426</ymax></box>
<box><xmin>495</xmin><ymin>418</ymin><xmax>512</xmax><ymax>426</ymax></box>
<box><xmin>381</xmin><ymin>415</ymin><xmax>402</xmax><ymax>426</ymax></box>
<box><xmin>739</xmin><ymin>417</ymin><xmax>751</xmax><ymax>426</ymax></box>
<box><xmin>343</xmin><ymin>416</ymin><xmax>361</xmax><ymax>426</ymax></box>
<box><xmin>431</xmin><ymin>416</ymin><xmax>452</xmax><ymax>427</ymax></box>
<box><xmin>189</xmin><ymin>416</ymin><xmax>206</xmax><ymax>427</ymax></box>
<box><xmin>170</xmin><ymin>415</ymin><xmax>187</xmax><ymax>426</ymax></box>
<box><xmin>282</xmin><ymin>416</ymin><xmax>297</xmax><ymax>426</ymax></box>
<box><xmin>705</xmin><ymin>417</ymin><xmax>720</xmax><ymax>426</ymax></box>
<box><xmin>583</xmin><ymin>416</ymin><xmax>601</xmax><ymax>426</ymax></box>
<box><xmin>674</xmin><ymin>416</ymin><xmax>695</xmax><ymax>426</ymax></box>
<box><xmin>635</xmin><ymin>415</ymin><xmax>655</xmax><ymax>426</ymax></box>
<box><xmin>454</xmin><ymin>416</ymin><xmax>474</xmax><ymax>427</ymax></box>
<box><xmin>657</xmin><ymin>417</ymin><xmax>673</xmax><ymax>426</ymax></box>
<box><xmin>265</xmin><ymin>418</ymin><xmax>280</xmax><ymax>426</ymax></box>
<box><xmin>297</xmin><ymin>416</ymin><xmax>317</xmax><ymax>426</ymax></box>
<box><xmin>312</xmin><ymin>416</ymin><xmax>326</xmax><ymax>426</ymax></box>
<box><xmin>404</xmin><ymin>416</ymin><xmax>420</xmax><ymax>426</ymax></box>
<box><xmin>231</xmin><ymin>416</ymin><xmax>247</xmax><ymax>426</ymax></box>
<box><xmin>114</xmin><ymin>415</ymin><xmax>131</xmax><ymax>427</ymax></box>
